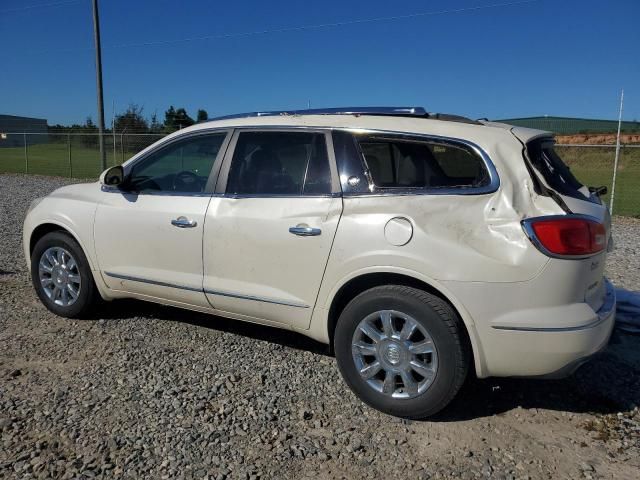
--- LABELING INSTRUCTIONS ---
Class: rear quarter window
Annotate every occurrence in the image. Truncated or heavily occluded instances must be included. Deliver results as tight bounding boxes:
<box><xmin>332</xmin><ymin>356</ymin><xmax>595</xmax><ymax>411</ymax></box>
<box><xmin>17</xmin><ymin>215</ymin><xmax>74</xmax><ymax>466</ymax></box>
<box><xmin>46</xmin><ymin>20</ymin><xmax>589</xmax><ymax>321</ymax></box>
<box><xmin>357</xmin><ymin>135</ymin><xmax>490</xmax><ymax>190</ymax></box>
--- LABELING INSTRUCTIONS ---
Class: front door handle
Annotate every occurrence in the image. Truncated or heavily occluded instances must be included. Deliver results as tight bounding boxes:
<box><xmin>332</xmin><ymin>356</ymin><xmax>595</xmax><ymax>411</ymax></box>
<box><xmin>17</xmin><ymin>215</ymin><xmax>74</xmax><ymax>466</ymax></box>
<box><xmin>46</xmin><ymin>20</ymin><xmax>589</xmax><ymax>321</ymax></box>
<box><xmin>171</xmin><ymin>216</ymin><xmax>197</xmax><ymax>228</ymax></box>
<box><xmin>289</xmin><ymin>225</ymin><xmax>321</xmax><ymax>236</ymax></box>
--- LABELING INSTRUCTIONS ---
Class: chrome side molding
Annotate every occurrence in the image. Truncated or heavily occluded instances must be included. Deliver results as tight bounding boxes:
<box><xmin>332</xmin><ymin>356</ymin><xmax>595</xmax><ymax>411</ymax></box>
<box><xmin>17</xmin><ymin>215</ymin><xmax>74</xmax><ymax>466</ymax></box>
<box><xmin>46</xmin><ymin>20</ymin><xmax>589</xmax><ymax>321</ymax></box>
<box><xmin>103</xmin><ymin>271</ymin><xmax>310</xmax><ymax>309</ymax></box>
<box><xmin>104</xmin><ymin>271</ymin><xmax>202</xmax><ymax>292</ymax></box>
<box><xmin>203</xmin><ymin>288</ymin><xmax>310</xmax><ymax>309</ymax></box>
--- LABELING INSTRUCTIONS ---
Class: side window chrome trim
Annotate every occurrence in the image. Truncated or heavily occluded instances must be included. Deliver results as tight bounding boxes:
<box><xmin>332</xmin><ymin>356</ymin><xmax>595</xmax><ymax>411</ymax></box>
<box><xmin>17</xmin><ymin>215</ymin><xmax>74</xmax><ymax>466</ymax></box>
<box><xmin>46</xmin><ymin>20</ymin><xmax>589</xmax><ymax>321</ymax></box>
<box><xmin>105</xmin><ymin>125</ymin><xmax>499</xmax><ymax>198</ymax></box>
<box><xmin>336</xmin><ymin>128</ymin><xmax>500</xmax><ymax>197</ymax></box>
<box><xmin>212</xmin><ymin>192</ymin><xmax>341</xmax><ymax>199</ymax></box>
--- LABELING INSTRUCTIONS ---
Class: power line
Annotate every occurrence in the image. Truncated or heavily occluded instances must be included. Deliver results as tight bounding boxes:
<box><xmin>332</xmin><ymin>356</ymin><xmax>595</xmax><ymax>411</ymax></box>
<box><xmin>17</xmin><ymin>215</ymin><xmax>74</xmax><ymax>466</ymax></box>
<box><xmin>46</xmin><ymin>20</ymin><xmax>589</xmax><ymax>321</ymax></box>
<box><xmin>0</xmin><ymin>0</ymin><xmax>80</xmax><ymax>15</ymax></box>
<box><xmin>0</xmin><ymin>0</ymin><xmax>542</xmax><ymax>57</ymax></box>
<box><xmin>109</xmin><ymin>0</ymin><xmax>542</xmax><ymax>49</ymax></box>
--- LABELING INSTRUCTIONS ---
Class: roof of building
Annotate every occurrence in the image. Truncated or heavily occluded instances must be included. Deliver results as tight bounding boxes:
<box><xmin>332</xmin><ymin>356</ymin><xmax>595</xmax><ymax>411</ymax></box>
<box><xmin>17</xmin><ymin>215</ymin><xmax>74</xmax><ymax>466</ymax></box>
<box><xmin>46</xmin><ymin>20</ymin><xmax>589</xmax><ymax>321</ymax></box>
<box><xmin>0</xmin><ymin>114</ymin><xmax>47</xmax><ymax>122</ymax></box>
<box><xmin>495</xmin><ymin>116</ymin><xmax>640</xmax><ymax>134</ymax></box>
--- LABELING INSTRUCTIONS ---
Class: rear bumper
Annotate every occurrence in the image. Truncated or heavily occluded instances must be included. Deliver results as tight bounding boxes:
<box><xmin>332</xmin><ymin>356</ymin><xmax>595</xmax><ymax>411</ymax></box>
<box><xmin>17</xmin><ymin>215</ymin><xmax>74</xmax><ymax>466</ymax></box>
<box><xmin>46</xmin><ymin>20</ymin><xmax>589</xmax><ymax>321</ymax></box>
<box><xmin>478</xmin><ymin>279</ymin><xmax>616</xmax><ymax>378</ymax></box>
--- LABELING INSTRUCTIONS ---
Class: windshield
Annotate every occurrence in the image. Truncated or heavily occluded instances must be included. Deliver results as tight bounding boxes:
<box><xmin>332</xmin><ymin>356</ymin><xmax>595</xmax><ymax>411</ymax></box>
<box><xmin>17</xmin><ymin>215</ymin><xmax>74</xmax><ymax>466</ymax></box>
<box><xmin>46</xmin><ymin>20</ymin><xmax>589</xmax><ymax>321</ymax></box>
<box><xmin>526</xmin><ymin>138</ymin><xmax>593</xmax><ymax>202</ymax></box>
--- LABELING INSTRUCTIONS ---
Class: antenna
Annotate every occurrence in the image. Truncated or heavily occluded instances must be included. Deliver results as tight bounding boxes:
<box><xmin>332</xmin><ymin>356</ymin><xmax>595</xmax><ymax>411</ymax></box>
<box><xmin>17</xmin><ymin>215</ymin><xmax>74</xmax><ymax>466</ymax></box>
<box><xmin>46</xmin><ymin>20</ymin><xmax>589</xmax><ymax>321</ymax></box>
<box><xmin>609</xmin><ymin>89</ymin><xmax>624</xmax><ymax>215</ymax></box>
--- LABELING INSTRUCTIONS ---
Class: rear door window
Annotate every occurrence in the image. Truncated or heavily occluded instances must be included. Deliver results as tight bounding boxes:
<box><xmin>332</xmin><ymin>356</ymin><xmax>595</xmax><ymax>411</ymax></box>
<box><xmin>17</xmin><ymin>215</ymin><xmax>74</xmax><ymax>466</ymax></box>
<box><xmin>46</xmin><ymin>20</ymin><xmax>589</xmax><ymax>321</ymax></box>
<box><xmin>526</xmin><ymin>139</ymin><xmax>592</xmax><ymax>201</ymax></box>
<box><xmin>226</xmin><ymin>131</ymin><xmax>332</xmax><ymax>195</ymax></box>
<box><xmin>357</xmin><ymin>135</ymin><xmax>490</xmax><ymax>189</ymax></box>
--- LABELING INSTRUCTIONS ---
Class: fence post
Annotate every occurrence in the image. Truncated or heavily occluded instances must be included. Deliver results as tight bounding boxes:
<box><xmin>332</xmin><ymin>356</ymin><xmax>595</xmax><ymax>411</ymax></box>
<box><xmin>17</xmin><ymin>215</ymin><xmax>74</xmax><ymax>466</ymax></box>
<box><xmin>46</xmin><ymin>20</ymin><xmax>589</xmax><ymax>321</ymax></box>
<box><xmin>121</xmin><ymin>131</ymin><xmax>125</xmax><ymax>163</ymax></box>
<box><xmin>68</xmin><ymin>133</ymin><xmax>73</xmax><ymax>178</ymax></box>
<box><xmin>23</xmin><ymin>133</ymin><xmax>29</xmax><ymax>174</ymax></box>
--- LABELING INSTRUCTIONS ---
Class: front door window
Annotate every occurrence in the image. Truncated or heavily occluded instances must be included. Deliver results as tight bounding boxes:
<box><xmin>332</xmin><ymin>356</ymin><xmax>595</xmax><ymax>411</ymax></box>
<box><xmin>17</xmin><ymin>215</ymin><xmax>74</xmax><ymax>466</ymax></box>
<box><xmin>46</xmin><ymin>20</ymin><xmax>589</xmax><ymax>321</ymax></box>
<box><xmin>126</xmin><ymin>133</ymin><xmax>227</xmax><ymax>193</ymax></box>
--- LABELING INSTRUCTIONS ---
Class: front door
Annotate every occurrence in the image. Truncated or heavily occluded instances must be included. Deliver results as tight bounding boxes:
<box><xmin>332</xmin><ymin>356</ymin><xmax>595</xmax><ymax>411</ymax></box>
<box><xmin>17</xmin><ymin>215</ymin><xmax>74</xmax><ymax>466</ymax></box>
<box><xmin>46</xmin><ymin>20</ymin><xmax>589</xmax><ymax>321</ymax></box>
<box><xmin>203</xmin><ymin>129</ymin><xmax>342</xmax><ymax>329</ymax></box>
<box><xmin>94</xmin><ymin>131</ymin><xmax>230</xmax><ymax>308</ymax></box>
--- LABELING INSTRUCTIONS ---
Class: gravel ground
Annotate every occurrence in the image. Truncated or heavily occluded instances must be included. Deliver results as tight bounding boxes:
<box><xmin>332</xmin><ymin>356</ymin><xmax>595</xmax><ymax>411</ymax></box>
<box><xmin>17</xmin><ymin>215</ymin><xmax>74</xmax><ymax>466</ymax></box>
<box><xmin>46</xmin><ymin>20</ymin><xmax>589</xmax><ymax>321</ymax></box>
<box><xmin>1</xmin><ymin>173</ymin><xmax>639</xmax><ymax>480</ymax></box>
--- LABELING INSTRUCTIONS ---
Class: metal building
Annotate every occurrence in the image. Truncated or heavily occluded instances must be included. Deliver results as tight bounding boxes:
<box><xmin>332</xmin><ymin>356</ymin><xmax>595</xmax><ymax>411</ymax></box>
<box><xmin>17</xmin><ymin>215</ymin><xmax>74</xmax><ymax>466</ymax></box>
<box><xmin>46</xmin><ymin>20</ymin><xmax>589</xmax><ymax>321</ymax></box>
<box><xmin>496</xmin><ymin>116</ymin><xmax>640</xmax><ymax>135</ymax></box>
<box><xmin>0</xmin><ymin>114</ymin><xmax>48</xmax><ymax>147</ymax></box>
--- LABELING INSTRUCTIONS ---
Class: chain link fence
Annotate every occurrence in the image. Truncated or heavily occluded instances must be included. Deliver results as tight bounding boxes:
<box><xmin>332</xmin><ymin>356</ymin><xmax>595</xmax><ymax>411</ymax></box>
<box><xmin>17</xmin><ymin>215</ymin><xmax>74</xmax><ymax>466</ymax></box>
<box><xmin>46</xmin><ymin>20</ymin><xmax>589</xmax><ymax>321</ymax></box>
<box><xmin>0</xmin><ymin>133</ymin><xmax>164</xmax><ymax>179</ymax></box>
<box><xmin>0</xmin><ymin>133</ymin><xmax>638</xmax><ymax>216</ymax></box>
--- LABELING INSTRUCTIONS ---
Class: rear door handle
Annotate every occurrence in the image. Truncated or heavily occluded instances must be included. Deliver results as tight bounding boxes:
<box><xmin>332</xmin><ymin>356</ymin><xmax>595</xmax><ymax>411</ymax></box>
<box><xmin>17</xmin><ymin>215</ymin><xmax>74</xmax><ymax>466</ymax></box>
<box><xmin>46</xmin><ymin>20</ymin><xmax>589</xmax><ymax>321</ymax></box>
<box><xmin>171</xmin><ymin>216</ymin><xmax>197</xmax><ymax>228</ymax></box>
<box><xmin>289</xmin><ymin>226</ymin><xmax>321</xmax><ymax>237</ymax></box>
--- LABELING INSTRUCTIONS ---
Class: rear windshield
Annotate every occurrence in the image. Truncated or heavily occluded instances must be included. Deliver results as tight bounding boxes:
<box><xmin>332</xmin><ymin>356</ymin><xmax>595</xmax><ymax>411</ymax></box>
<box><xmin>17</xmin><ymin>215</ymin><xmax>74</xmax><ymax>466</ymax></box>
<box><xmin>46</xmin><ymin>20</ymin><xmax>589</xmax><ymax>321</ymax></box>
<box><xmin>526</xmin><ymin>138</ymin><xmax>590</xmax><ymax>201</ymax></box>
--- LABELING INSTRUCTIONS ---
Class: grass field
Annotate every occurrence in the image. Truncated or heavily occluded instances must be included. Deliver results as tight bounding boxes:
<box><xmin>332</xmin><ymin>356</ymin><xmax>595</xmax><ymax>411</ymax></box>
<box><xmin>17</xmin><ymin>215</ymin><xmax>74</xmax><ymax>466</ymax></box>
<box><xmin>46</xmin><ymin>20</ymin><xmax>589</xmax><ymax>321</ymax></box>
<box><xmin>1</xmin><ymin>142</ymin><xmax>639</xmax><ymax>216</ymax></box>
<box><xmin>0</xmin><ymin>142</ymin><xmax>124</xmax><ymax>179</ymax></box>
<box><xmin>557</xmin><ymin>146</ymin><xmax>640</xmax><ymax>217</ymax></box>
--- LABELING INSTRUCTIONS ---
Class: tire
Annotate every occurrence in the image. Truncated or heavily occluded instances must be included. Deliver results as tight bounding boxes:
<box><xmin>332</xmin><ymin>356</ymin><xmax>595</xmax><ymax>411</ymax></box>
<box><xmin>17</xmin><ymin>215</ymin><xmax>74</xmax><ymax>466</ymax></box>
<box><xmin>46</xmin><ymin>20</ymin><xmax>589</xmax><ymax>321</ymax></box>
<box><xmin>334</xmin><ymin>285</ymin><xmax>469</xmax><ymax>419</ymax></box>
<box><xmin>31</xmin><ymin>231</ymin><xmax>97</xmax><ymax>318</ymax></box>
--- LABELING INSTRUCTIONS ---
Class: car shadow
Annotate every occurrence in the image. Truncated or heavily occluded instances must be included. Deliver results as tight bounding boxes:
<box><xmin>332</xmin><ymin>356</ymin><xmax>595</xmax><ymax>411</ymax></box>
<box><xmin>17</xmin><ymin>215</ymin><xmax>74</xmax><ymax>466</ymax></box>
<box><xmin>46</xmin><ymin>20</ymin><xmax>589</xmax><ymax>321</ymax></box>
<box><xmin>87</xmin><ymin>298</ymin><xmax>332</xmax><ymax>357</ymax></box>
<box><xmin>85</xmin><ymin>299</ymin><xmax>639</xmax><ymax>420</ymax></box>
<box><xmin>433</xmin><ymin>330</ymin><xmax>640</xmax><ymax>421</ymax></box>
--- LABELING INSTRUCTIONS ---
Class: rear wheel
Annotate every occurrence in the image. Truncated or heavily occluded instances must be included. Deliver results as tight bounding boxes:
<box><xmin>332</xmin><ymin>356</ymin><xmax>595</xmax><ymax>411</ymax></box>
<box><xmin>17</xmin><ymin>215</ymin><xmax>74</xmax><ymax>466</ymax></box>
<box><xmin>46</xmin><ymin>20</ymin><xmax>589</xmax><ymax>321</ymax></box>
<box><xmin>31</xmin><ymin>231</ymin><xmax>97</xmax><ymax>318</ymax></box>
<box><xmin>334</xmin><ymin>285</ymin><xmax>469</xmax><ymax>419</ymax></box>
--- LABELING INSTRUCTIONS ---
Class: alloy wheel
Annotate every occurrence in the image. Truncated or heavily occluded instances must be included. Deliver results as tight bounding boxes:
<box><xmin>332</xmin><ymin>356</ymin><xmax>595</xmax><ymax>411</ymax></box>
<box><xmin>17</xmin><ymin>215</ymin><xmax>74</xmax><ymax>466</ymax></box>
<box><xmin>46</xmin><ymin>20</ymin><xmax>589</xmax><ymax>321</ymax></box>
<box><xmin>351</xmin><ymin>310</ymin><xmax>438</xmax><ymax>399</ymax></box>
<box><xmin>38</xmin><ymin>246</ymin><xmax>82</xmax><ymax>307</ymax></box>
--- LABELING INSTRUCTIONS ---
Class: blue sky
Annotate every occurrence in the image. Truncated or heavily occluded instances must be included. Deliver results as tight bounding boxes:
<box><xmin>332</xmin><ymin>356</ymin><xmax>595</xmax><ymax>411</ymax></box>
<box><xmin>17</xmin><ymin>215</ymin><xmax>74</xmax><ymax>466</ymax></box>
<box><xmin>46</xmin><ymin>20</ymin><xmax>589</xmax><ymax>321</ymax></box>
<box><xmin>1</xmin><ymin>0</ymin><xmax>638</xmax><ymax>125</ymax></box>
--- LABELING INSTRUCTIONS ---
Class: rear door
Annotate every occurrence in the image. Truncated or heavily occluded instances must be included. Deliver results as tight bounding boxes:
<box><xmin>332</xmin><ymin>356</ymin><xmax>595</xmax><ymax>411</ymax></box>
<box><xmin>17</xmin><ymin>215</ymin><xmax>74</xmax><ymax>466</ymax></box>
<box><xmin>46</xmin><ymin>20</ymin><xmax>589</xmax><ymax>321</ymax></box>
<box><xmin>522</xmin><ymin>135</ymin><xmax>611</xmax><ymax>310</ymax></box>
<box><xmin>202</xmin><ymin>129</ymin><xmax>342</xmax><ymax>329</ymax></box>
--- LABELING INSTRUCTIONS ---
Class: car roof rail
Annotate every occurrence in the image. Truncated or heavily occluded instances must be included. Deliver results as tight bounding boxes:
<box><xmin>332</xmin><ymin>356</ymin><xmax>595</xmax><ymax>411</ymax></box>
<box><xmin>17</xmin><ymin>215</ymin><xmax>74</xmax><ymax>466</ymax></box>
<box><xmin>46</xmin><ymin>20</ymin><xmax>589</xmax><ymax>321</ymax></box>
<box><xmin>210</xmin><ymin>107</ymin><xmax>427</xmax><ymax>121</ymax></box>
<box><xmin>207</xmin><ymin>107</ymin><xmax>481</xmax><ymax>125</ymax></box>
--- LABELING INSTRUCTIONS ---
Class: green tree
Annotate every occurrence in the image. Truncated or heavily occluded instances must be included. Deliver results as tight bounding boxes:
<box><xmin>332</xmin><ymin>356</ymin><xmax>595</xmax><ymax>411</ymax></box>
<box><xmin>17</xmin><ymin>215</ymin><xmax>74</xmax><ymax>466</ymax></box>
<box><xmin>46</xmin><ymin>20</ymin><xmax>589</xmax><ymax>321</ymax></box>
<box><xmin>149</xmin><ymin>112</ymin><xmax>163</xmax><ymax>133</ymax></box>
<box><xmin>82</xmin><ymin>116</ymin><xmax>98</xmax><ymax>147</ymax></box>
<box><xmin>174</xmin><ymin>108</ymin><xmax>195</xmax><ymax>129</ymax></box>
<box><xmin>196</xmin><ymin>109</ymin><xmax>209</xmax><ymax>122</ymax></box>
<box><xmin>164</xmin><ymin>106</ymin><xmax>195</xmax><ymax>131</ymax></box>
<box><xmin>164</xmin><ymin>105</ymin><xmax>177</xmax><ymax>131</ymax></box>
<box><xmin>114</xmin><ymin>104</ymin><xmax>149</xmax><ymax>133</ymax></box>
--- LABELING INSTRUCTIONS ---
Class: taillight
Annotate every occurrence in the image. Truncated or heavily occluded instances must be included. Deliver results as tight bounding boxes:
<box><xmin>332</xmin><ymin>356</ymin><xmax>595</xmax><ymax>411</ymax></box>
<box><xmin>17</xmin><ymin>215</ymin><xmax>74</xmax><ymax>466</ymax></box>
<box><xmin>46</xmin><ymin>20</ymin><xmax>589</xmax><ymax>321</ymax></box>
<box><xmin>522</xmin><ymin>216</ymin><xmax>607</xmax><ymax>257</ymax></box>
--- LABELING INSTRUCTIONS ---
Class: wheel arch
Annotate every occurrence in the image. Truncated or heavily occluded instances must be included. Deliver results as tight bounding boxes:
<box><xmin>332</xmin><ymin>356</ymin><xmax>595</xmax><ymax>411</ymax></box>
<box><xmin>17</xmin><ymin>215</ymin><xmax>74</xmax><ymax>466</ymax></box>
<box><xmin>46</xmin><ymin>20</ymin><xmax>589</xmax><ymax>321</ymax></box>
<box><xmin>27</xmin><ymin>220</ymin><xmax>114</xmax><ymax>302</ymax></box>
<box><xmin>30</xmin><ymin>223</ymin><xmax>67</xmax><ymax>254</ymax></box>
<box><xmin>325</xmin><ymin>270</ymin><xmax>485</xmax><ymax>377</ymax></box>
<box><xmin>28</xmin><ymin>221</ymin><xmax>96</xmax><ymax>271</ymax></box>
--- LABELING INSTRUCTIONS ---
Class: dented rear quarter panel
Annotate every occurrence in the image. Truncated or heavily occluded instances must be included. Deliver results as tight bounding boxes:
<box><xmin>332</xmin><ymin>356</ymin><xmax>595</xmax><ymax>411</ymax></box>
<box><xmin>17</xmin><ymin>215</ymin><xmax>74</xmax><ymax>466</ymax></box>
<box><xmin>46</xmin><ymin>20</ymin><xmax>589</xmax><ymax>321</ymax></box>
<box><xmin>314</xmin><ymin>128</ymin><xmax>568</xmax><ymax>376</ymax></box>
<box><xmin>318</xmin><ymin>128</ymin><xmax>563</xmax><ymax>305</ymax></box>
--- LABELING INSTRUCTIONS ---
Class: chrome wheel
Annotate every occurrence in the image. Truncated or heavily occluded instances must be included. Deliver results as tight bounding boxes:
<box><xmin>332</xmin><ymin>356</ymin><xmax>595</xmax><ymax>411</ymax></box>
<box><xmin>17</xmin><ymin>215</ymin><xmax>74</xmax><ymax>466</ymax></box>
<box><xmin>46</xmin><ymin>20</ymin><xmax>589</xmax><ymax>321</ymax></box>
<box><xmin>38</xmin><ymin>247</ymin><xmax>81</xmax><ymax>307</ymax></box>
<box><xmin>351</xmin><ymin>310</ymin><xmax>438</xmax><ymax>399</ymax></box>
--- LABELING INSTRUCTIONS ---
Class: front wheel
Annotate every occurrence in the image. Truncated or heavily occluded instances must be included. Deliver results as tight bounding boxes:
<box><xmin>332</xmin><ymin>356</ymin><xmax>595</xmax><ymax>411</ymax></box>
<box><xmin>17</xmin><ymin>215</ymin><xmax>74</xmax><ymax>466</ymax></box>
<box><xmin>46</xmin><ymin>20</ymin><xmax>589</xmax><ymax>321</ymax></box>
<box><xmin>334</xmin><ymin>285</ymin><xmax>469</xmax><ymax>419</ymax></box>
<box><xmin>31</xmin><ymin>231</ymin><xmax>97</xmax><ymax>318</ymax></box>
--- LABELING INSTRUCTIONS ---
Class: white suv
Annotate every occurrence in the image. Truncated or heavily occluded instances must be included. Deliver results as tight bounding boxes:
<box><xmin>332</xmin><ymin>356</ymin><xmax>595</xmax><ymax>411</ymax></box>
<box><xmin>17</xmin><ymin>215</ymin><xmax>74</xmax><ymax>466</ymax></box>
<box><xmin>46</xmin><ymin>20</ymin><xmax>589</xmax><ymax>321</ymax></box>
<box><xmin>23</xmin><ymin>107</ymin><xmax>615</xmax><ymax>418</ymax></box>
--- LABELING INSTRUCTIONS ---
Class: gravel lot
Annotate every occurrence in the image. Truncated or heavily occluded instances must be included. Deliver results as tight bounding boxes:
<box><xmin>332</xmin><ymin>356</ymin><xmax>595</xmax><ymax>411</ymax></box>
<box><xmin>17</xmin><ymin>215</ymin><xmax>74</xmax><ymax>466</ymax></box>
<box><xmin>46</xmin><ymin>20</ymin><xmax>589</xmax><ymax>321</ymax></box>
<box><xmin>1</xmin><ymin>173</ymin><xmax>639</xmax><ymax>480</ymax></box>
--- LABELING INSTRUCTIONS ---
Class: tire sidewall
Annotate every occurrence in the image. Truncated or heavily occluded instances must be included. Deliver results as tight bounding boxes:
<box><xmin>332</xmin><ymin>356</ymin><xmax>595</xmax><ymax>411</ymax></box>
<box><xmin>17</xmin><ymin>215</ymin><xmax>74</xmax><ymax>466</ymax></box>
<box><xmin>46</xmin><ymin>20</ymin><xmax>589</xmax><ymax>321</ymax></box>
<box><xmin>335</xmin><ymin>287</ymin><xmax>464</xmax><ymax>418</ymax></box>
<box><xmin>31</xmin><ymin>231</ymin><xmax>95</xmax><ymax>318</ymax></box>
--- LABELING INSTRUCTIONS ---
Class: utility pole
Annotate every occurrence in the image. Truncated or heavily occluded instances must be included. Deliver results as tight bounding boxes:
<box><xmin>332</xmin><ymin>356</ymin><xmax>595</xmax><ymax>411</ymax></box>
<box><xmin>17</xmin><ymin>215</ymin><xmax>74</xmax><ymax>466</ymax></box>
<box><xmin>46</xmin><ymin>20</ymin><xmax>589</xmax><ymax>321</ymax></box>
<box><xmin>92</xmin><ymin>0</ymin><xmax>106</xmax><ymax>170</ymax></box>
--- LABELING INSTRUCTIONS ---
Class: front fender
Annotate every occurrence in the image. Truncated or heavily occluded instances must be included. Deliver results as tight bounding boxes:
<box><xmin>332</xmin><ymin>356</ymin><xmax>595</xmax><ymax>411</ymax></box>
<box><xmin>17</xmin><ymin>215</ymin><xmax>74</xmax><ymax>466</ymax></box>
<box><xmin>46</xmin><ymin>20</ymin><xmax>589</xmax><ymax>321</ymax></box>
<box><xmin>23</xmin><ymin>183</ymin><xmax>101</xmax><ymax>272</ymax></box>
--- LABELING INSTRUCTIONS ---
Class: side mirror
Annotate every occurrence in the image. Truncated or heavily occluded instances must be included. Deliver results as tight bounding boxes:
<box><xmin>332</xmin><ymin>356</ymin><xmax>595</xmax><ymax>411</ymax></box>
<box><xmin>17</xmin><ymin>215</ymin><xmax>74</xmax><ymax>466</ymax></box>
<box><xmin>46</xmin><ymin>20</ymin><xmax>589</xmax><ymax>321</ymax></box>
<box><xmin>100</xmin><ymin>165</ymin><xmax>125</xmax><ymax>186</ymax></box>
